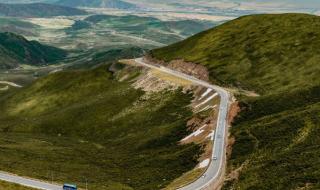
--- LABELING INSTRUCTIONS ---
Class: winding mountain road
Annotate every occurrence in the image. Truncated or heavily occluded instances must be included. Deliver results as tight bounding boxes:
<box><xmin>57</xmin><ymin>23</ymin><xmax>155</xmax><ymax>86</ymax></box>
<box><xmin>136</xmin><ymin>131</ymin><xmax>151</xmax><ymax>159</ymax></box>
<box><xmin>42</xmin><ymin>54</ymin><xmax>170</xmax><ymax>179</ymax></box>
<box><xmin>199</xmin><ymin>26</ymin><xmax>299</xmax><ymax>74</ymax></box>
<box><xmin>0</xmin><ymin>58</ymin><xmax>230</xmax><ymax>190</ymax></box>
<box><xmin>134</xmin><ymin>58</ymin><xmax>230</xmax><ymax>190</ymax></box>
<box><xmin>0</xmin><ymin>172</ymin><xmax>61</xmax><ymax>190</ymax></box>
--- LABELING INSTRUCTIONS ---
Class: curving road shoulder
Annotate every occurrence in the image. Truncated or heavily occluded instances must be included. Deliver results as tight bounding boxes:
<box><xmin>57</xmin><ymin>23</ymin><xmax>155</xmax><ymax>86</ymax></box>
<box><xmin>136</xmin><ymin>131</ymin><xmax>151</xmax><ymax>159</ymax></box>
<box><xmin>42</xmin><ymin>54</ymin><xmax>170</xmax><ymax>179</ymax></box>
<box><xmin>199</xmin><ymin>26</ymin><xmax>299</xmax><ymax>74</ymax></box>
<box><xmin>134</xmin><ymin>58</ymin><xmax>230</xmax><ymax>190</ymax></box>
<box><xmin>0</xmin><ymin>58</ymin><xmax>230</xmax><ymax>190</ymax></box>
<box><xmin>0</xmin><ymin>172</ymin><xmax>61</xmax><ymax>190</ymax></box>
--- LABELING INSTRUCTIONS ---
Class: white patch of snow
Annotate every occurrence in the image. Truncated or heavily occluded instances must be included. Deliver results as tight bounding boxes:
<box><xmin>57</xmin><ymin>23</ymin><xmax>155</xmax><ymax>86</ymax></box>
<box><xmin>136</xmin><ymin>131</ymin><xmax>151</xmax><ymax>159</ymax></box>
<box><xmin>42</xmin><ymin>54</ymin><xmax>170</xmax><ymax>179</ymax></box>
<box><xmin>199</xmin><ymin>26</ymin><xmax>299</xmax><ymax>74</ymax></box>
<box><xmin>0</xmin><ymin>86</ymin><xmax>9</xmax><ymax>91</ymax></box>
<box><xmin>0</xmin><ymin>81</ymin><xmax>22</xmax><ymax>88</ymax></box>
<box><xmin>49</xmin><ymin>69</ymin><xmax>63</xmax><ymax>74</ymax></box>
<box><xmin>195</xmin><ymin>93</ymin><xmax>218</xmax><ymax>108</ymax></box>
<box><xmin>198</xmin><ymin>159</ymin><xmax>210</xmax><ymax>168</ymax></box>
<box><xmin>198</xmin><ymin>105</ymin><xmax>217</xmax><ymax>113</ymax></box>
<box><xmin>206</xmin><ymin>130</ymin><xmax>215</xmax><ymax>141</ymax></box>
<box><xmin>199</xmin><ymin>88</ymin><xmax>212</xmax><ymax>100</ymax></box>
<box><xmin>198</xmin><ymin>124</ymin><xmax>207</xmax><ymax>131</ymax></box>
<box><xmin>182</xmin><ymin>124</ymin><xmax>207</xmax><ymax>141</ymax></box>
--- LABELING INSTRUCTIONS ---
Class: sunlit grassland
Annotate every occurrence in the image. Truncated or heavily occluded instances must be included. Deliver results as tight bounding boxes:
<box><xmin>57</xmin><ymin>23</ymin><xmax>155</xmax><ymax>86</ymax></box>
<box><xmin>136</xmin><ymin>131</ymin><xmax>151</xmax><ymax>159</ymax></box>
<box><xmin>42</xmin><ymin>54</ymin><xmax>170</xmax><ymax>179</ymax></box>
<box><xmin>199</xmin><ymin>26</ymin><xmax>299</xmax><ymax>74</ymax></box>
<box><xmin>163</xmin><ymin>168</ymin><xmax>205</xmax><ymax>190</ymax></box>
<box><xmin>151</xmin><ymin>13</ymin><xmax>320</xmax><ymax>189</ymax></box>
<box><xmin>152</xmin><ymin>14</ymin><xmax>320</xmax><ymax>95</ymax></box>
<box><xmin>25</xmin><ymin>18</ymin><xmax>75</xmax><ymax>29</ymax></box>
<box><xmin>225</xmin><ymin>87</ymin><xmax>320</xmax><ymax>190</ymax></box>
<box><xmin>0</xmin><ymin>65</ymin><xmax>202</xmax><ymax>190</ymax></box>
<box><xmin>0</xmin><ymin>180</ymin><xmax>36</xmax><ymax>190</ymax></box>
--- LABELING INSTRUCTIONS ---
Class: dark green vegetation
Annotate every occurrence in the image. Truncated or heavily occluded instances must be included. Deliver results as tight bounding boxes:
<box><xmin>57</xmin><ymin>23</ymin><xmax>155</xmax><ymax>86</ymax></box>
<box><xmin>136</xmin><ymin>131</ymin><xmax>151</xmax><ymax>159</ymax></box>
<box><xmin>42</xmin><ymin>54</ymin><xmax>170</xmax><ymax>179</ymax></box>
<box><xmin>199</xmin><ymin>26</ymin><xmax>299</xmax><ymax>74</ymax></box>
<box><xmin>0</xmin><ymin>180</ymin><xmax>35</xmax><ymax>190</ymax></box>
<box><xmin>152</xmin><ymin>13</ymin><xmax>320</xmax><ymax>95</ymax></box>
<box><xmin>66</xmin><ymin>20</ymin><xmax>91</xmax><ymax>31</ymax></box>
<box><xmin>152</xmin><ymin>13</ymin><xmax>320</xmax><ymax>189</ymax></box>
<box><xmin>0</xmin><ymin>65</ymin><xmax>201</xmax><ymax>190</ymax></box>
<box><xmin>0</xmin><ymin>32</ymin><xmax>67</xmax><ymax>69</ymax></box>
<box><xmin>0</xmin><ymin>3</ymin><xmax>87</xmax><ymax>17</ymax></box>
<box><xmin>225</xmin><ymin>86</ymin><xmax>320</xmax><ymax>190</ymax></box>
<box><xmin>56</xmin><ymin>0</ymin><xmax>137</xmax><ymax>9</ymax></box>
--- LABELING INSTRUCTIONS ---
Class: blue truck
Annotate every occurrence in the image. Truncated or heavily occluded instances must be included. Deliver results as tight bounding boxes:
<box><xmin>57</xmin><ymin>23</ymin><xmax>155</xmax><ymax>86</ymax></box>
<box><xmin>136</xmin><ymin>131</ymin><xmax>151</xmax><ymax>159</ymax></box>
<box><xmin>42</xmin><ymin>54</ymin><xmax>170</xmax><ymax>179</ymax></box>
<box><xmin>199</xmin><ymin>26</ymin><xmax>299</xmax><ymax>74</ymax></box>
<box><xmin>63</xmin><ymin>184</ymin><xmax>77</xmax><ymax>190</ymax></box>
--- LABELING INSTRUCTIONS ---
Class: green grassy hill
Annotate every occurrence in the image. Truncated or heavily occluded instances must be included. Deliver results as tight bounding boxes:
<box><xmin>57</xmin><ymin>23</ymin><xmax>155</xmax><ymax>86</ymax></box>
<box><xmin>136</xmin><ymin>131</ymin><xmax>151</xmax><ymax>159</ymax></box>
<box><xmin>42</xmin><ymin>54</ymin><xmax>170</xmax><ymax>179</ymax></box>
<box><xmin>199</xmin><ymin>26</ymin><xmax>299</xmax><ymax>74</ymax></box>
<box><xmin>0</xmin><ymin>32</ymin><xmax>67</xmax><ymax>69</ymax></box>
<box><xmin>0</xmin><ymin>65</ymin><xmax>201</xmax><ymax>190</ymax></box>
<box><xmin>0</xmin><ymin>180</ymin><xmax>35</xmax><ymax>190</ymax></box>
<box><xmin>151</xmin><ymin>13</ymin><xmax>320</xmax><ymax>189</ymax></box>
<box><xmin>0</xmin><ymin>3</ymin><xmax>87</xmax><ymax>17</ymax></box>
<box><xmin>224</xmin><ymin>86</ymin><xmax>320</xmax><ymax>190</ymax></box>
<box><xmin>152</xmin><ymin>13</ymin><xmax>320</xmax><ymax>95</ymax></box>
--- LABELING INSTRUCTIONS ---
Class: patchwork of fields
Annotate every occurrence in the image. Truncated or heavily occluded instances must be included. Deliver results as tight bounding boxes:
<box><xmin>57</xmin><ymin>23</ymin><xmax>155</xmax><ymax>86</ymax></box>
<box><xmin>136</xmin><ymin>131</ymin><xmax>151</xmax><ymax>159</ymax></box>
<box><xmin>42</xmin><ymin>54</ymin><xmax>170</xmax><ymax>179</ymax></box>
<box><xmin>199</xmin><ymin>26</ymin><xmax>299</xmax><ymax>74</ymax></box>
<box><xmin>0</xmin><ymin>14</ymin><xmax>217</xmax><ymax>50</ymax></box>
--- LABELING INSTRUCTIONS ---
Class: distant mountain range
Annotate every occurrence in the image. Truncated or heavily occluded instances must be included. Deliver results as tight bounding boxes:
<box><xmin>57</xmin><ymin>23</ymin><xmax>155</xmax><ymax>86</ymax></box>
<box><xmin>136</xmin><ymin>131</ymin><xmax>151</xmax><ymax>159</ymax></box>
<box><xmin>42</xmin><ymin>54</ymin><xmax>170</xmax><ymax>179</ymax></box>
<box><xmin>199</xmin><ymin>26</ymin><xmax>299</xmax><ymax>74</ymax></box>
<box><xmin>0</xmin><ymin>32</ymin><xmax>67</xmax><ymax>69</ymax></box>
<box><xmin>0</xmin><ymin>0</ymin><xmax>137</xmax><ymax>10</ymax></box>
<box><xmin>0</xmin><ymin>0</ymin><xmax>318</xmax><ymax>16</ymax></box>
<box><xmin>0</xmin><ymin>0</ymin><xmax>56</xmax><ymax>3</ymax></box>
<box><xmin>55</xmin><ymin>0</ymin><xmax>137</xmax><ymax>9</ymax></box>
<box><xmin>0</xmin><ymin>3</ymin><xmax>87</xmax><ymax>17</ymax></box>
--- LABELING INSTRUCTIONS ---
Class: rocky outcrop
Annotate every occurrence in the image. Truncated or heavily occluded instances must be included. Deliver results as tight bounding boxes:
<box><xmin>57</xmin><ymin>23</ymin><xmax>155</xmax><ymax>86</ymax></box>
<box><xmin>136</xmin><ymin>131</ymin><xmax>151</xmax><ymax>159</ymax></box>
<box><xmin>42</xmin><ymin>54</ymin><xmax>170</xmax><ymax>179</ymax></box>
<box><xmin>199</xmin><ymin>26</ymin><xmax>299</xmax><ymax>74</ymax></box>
<box><xmin>168</xmin><ymin>60</ymin><xmax>209</xmax><ymax>81</ymax></box>
<box><xmin>145</xmin><ymin>55</ymin><xmax>210</xmax><ymax>82</ymax></box>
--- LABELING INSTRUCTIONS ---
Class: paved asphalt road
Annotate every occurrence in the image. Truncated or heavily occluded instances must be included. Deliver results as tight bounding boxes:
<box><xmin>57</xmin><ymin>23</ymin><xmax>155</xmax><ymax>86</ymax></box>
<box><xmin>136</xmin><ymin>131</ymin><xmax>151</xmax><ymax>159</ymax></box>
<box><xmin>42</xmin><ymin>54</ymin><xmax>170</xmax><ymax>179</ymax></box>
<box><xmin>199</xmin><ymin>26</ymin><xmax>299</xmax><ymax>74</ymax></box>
<box><xmin>0</xmin><ymin>58</ymin><xmax>229</xmax><ymax>190</ymax></box>
<box><xmin>135</xmin><ymin>58</ymin><xmax>230</xmax><ymax>190</ymax></box>
<box><xmin>0</xmin><ymin>172</ymin><xmax>61</xmax><ymax>190</ymax></box>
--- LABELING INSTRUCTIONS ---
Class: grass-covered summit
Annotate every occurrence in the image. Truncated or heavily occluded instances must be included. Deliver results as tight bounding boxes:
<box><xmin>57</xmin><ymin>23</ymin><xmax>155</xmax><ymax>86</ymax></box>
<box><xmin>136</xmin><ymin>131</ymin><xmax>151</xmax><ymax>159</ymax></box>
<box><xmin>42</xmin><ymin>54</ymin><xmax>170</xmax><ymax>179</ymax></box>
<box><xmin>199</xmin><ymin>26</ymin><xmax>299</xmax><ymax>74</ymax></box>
<box><xmin>152</xmin><ymin>14</ymin><xmax>320</xmax><ymax>189</ymax></box>
<box><xmin>0</xmin><ymin>32</ymin><xmax>67</xmax><ymax>69</ymax></box>
<box><xmin>152</xmin><ymin>13</ymin><xmax>320</xmax><ymax>95</ymax></box>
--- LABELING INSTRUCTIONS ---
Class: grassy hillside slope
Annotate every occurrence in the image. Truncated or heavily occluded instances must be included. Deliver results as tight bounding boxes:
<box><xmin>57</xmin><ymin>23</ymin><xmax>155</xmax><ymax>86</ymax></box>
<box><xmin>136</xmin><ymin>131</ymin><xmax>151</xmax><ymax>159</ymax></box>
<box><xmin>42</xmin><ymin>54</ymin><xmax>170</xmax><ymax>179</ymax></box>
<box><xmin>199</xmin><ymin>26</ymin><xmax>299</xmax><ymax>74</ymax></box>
<box><xmin>0</xmin><ymin>65</ymin><xmax>201</xmax><ymax>190</ymax></box>
<box><xmin>0</xmin><ymin>3</ymin><xmax>87</xmax><ymax>17</ymax></box>
<box><xmin>151</xmin><ymin>13</ymin><xmax>320</xmax><ymax>189</ymax></box>
<box><xmin>0</xmin><ymin>32</ymin><xmax>67</xmax><ymax>69</ymax></box>
<box><xmin>224</xmin><ymin>86</ymin><xmax>320</xmax><ymax>190</ymax></box>
<box><xmin>152</xmin><ymin>13</ymin><xmax>320</xmax><ymax>95</ymax></box>
<box><xmin>0</xmin><ymin>180</ymin><xmax>36</xmax><ymax>190</ymax></box>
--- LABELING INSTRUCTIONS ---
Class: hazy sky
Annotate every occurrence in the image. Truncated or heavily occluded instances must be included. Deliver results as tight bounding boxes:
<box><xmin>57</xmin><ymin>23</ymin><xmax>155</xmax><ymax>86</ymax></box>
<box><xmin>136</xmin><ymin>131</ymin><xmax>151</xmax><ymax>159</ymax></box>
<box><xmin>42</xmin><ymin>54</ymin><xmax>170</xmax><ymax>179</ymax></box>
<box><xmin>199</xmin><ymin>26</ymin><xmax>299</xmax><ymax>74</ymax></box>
<box><xmin>0</xmin><ymin>0</ymin><xmax>319</xmax><ymax>16</ymax></box>
<box><xmin>231</xmin><ymin>0</ymin><xmax>320</xmax><ymax>10</ymax></box>
<box><xmin>235</xmin><ymin>0</ymin><xmax>320</xmax><ymax>8</ymax></box>
<box><xmin>1</xmin><ymin>0</ymin><xmax>319</xmax><ymax>10</ymax></box>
